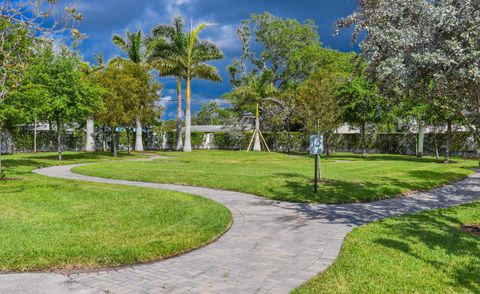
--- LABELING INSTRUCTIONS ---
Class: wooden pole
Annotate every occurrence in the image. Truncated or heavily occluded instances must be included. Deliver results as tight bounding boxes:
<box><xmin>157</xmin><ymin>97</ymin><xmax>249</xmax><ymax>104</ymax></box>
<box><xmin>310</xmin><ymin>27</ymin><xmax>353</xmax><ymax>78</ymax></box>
<box><xmin>258</xmin><ymin>130</ymin><xmax>271</xmax><ymax>153</ymax></box>
<box><xmin>314</xmin><ymin>154</ymin><xmax>319</xmax><ymax>194</ymax></box>
<box><xmin>246</xmin><ymin>130</ymin><xmax>256</xmax><ymax>152</ymax></box>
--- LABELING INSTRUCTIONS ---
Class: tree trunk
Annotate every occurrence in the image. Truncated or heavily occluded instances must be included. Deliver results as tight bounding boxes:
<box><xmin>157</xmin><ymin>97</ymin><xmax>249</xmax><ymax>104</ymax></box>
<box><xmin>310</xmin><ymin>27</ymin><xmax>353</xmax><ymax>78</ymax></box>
<box><xmin>176</xmin><ymin>78</ymin><xmax>183</xmax><ymax>151</ymax></box>
<box><xmin>325</xmin><ymin>133</ymin><xmax>331</xmax><ymax>157</ymax></box>
<box><xmin>111</xmin><ymin>127</ymin><xmax>118</xmax><ymax>157</ymax></box>
<box><xmin>183</xmin><ymin>76</ymin><xmax>192</xmax><ymax>152</ymax></box>
<box><xmin>0</xmin><ymin>129</ymin><xmax>3</xmax><ymax>179</ymax></box>
<box><xmin>434</xmin><ymin>130</ymin><xmax>439</xmax><ymax>160</ymax></box>
<box><xmin>135</xmin><ymin>117</ymin><xmax>144</xmax><ymax>152</ymax></box>
<box><xmin>253</xmin><ymin>103</ymin><xmax>261</xmax><ymax>152</ymax></box>
<box><xmin>126</xmin><ymin>127</ymin><xmax>131</xmax><ymax>155</ymax></box>
<box><xmin>360</xmin><ymin>122</ymin><xmax>366</xmax><ymax>157</ymax></box>
<box><xmin>445</xmin><ymin>120</ymin><xmax>452</xmax><ymax>164</ymax></box>
<box><xmin>33</xmin><ymin>118</ymin><xmax>37</xmax><ymax>153</ymax></box>
<box><xmin>85</xmin><ymin>116</ymin><xmax>95</xmax><ymax>152</ymax></box>
<box><xmin>417</xmin><ymin>122</ymin><xmax>425</xmax><ymax>158</ymax></box>
<box><xmin>56</xmin><ymin>117</ymin><xmax>62</xmax><ymax>161</ymax></box>
<box><xmin>102</xmin><ymin>125</ymin><xmax>107</xmax><ymax>152</ymax></box>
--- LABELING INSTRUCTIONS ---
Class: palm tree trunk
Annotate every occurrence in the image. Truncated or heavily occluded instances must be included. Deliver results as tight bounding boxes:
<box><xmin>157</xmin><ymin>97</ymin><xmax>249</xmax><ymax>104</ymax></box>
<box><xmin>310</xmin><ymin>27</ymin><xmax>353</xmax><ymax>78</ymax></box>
<box><xmin>445</xmin><ymin>120</ymin><xmax>452</xmax><ymax>163</ymax></box>
<box><xmin>176</xmin><ymin>78</ymin><xmax>184</xmax><ymax>151</ymax></box>
<box><xmin>85</xmin><ymin>116</ymin><xmax>95</xmax><ymax>152</ymax></box>
<box><xmin>253</xmin><ymin>102</ymin><xmax>261</xmax><ymax>152</ymax></box>
<box><xmin>417</xmin><ymin>122</ymin><xmax>425</xmax><ymax>158</ymax></box>
<box><xmin>135</xmin><ymin>117</ymin><xmax>144</xmax><ymax>152</ymax></box>
<box><xmin>183</xmin><ymin>76</ymin><xmax>192</xmax><ymax>152</ymax></box>
<box><xmin>56</xmin><ymin>117</ymin><xmax>62</xmax><ymax>161</ymax></box>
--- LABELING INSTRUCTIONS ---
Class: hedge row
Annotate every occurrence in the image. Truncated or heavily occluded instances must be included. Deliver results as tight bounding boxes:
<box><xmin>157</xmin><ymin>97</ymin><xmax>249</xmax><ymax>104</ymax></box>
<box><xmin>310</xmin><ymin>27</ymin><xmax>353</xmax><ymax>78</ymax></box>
<box><xmin>2</xmin><ymin>128</ymin><xmax>478</xmax><ymax>158</ymax></box>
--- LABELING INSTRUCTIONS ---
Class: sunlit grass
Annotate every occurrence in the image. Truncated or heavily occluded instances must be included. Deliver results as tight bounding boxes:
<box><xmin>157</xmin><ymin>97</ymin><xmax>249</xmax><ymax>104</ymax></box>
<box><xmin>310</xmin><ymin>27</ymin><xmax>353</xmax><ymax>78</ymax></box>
<box><xmin>74</xmin><ymin>150</ymin><xmax>477</xmax><ymax>203</ymax></box>
<box><xmin>293</xmin><ymin>201</ymin><xmax>480</xmax><ymax>293</ymax></box>
<box><xmin>0</xmin><ymin>152</ymin><xmax>231</xmax><ymax>272</ymax></box>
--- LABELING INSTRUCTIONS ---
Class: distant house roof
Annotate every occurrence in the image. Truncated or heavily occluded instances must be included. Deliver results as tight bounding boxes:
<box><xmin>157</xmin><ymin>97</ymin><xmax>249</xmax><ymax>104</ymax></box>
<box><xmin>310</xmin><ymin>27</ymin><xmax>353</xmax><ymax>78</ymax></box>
<box><xmin>183</xmin><ymin>125</ymin><xmax>254</xmax><ymax>133</ymax></box>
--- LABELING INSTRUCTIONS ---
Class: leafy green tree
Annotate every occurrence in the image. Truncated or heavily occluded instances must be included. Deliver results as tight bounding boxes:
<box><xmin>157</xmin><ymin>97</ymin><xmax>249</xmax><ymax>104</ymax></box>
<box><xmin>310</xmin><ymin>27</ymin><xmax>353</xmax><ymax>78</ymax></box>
<box><xmin>192</xmin><ymin>103</ymin><xmax>222</xmax><ymax>125</ymax></box>
<box><xmin>338</xmin><ymin>0</ymin><xmax>480</xmax><ymax>162</ymax></box>
<box><xmin>337</xmin><ymin>76</ymin><xmax>386</xmax><ymax>156</ymax></box>
<box><xmin>96</xmin><ymin>63</ymin><xmax>161</xmax><ymax>157</ymax></box>
<box><xmin>0</xmin><ymin>20</ymin><xmax>31</xmax><ymax>102</ymax></box>
<box><xmin>296</xmin><ymin>68</ymin><xmax>345</xmax><ymax>156</ymax></box>
<box><xmin>229</xmin><ymin>13</ymin><xmax>322</xmax><ymax>88</ymax></box>
<box><xmin>0</xmin><ymin>0</ymin><xmax>82</xmax><ymax>178</ymax></box>
<box><xmin>18</xmin><ymin>46</ymin><xmax>103</xmax><ymax>160</ymax></box>
<box><xmin>227</xmin><ymin>13</ymin><xmax>356</xmax><ymax>144</ymax></box>
<box><xmin>147</xmin><ymin>17</ymin><xmax>187</xmax><ymax>151</ymax></box>
<box><xmin>111</xmin><ymin>30</ymin><xmax>148</xmax><ymax>151</ymax></box>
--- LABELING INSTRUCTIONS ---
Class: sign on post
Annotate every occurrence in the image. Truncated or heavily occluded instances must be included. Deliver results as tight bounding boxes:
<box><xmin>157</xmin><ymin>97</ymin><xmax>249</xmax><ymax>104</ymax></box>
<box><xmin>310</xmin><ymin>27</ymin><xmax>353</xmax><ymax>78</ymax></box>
<box><xmin>309</xmin><ymin>135</ymin><xmax>324</xmax><ymax>194</ymax></box>
<box><xmin>309</xmin><ymin>135</ymin><xmax>324</xmax><ymax>155</ymax></box>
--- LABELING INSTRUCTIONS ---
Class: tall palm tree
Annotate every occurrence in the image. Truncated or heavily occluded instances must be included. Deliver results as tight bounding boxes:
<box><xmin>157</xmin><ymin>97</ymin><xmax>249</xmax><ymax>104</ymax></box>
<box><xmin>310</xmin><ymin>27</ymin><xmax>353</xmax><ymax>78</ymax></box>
<box><xmin>111</xmin><ymin>30</ymin><xmax>146</xmax><ymax>152</ymax></box>
<box><xmin>147</xmin><ymin>17</ymin><xmax>186</xmax><ymax>151</ymax></box>
<box><xmin>148</xmin><ymin>19</ymin><xmax>223</xmax><ymax>152</ymax></box>
<box><xmin>183</xmin><ymin>24</ymin><xmax>223</xmax><ymax>152</ymax></box>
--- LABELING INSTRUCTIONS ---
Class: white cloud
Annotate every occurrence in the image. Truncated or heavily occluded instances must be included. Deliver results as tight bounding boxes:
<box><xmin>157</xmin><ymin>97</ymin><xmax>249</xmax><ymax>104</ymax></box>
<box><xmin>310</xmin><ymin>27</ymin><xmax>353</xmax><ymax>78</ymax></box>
<box><xmin>165</xmin><ymin>0</ymin><xmax>196</xmax><ymax>19</ymax></box>
<box><xmin>75</xmin><ymin>2</ymin><xmax>105</xmax><ymax>13</ymax></box>
<box><xmin>157</xmin><ymin>95</ymin><xmax>175</xmax><ymax>108</ymax></box>
<box><xmin>206</xmin><ymin>24</ymin><xmax>239</xmax><ymax>50</ymax></box>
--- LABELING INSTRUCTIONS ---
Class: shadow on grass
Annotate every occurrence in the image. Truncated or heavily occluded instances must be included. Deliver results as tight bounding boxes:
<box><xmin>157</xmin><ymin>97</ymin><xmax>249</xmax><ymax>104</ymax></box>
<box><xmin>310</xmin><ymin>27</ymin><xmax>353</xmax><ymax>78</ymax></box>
<box><xmin>255</xmin><ymin>169</ymin><xmax>479</xmax><ymax>228</ymax></box>
<box><xmin>374</xmin><ymin>210</ymin><xmax>480</xmax><ymax>293</ymax></box>
<box><xmin>267</xmin><ymin>170</ymin><xmax>468</xmax><ymax>204</ymax></box>
<box><xmin>0</xmin><ymin>152</ymin><xmax>137</xmax><ymax>178</ymax></box>
<box><xmin>331</xmin><ymin>153</ymin><xmax>459</xmax><ymax>164</ymax></box>
<box><xmin>26</xmin><ymin>152</ymin><xmax>130</xmax><ymax>161</ymax></box>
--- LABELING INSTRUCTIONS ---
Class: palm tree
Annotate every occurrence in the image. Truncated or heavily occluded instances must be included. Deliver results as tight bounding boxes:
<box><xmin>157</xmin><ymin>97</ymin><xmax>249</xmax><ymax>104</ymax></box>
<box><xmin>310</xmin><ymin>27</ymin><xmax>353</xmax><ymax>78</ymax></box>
<box><xmin>147</xmin><ymin>17</ymin><xmax>186</xmax><ymax>151</ymax></box>
<box><xmin>183</xmin><ymin>24</ymin><xmax>223</xmax><ymax>151</ymax></box>
<box><xmin>148</xmin><ymin>19</ymin><xmax>223</xmax><ymax>152</ymax></box>
<box><xmin>111</xmin><ymin>30</ymin><xmax>146</xmax><ymax>152</ymax></box>
<box><xmin>224</xmin><ymin>74</ymin><xmax>277</xmax><ymax>151</ymax></box>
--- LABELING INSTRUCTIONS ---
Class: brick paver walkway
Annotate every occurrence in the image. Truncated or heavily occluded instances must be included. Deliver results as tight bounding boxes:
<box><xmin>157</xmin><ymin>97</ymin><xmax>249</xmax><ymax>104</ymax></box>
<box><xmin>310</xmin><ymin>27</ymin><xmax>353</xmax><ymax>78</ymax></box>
<box><xmin>1</xmin><ymin>158</ymin><xmax>479</xmax><ymax>293</ymax></box>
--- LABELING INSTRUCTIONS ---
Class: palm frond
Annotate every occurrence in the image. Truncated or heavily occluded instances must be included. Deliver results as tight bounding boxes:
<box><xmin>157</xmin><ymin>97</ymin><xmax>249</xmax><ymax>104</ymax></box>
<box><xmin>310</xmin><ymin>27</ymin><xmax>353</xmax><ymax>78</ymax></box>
<box><xmin>112</xmin><ymin>34</ymin><xmax>127</xmax><ymax>52</ymax></box>
<box><xmin>187</xmin><ymin>23</ymin><xmax>207</xmax><ymax>61</ymax></box>
<box><xmin>191</xmin><ymin>63</ymin><xmax>222</xmax><ymax>82</ymax></box>
<box><xmin>108</xmin><ymin>56</ymin><xmax>132</xmax><ymax>68</ymax></box>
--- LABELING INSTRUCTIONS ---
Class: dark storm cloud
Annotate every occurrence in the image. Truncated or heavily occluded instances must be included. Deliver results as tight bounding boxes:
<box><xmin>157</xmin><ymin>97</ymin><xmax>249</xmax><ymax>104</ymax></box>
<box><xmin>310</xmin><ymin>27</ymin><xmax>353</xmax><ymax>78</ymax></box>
<box><xmin>75</xmin><ymin>0</ymin><xmax>359</xmax><ymax>119</ymax></box>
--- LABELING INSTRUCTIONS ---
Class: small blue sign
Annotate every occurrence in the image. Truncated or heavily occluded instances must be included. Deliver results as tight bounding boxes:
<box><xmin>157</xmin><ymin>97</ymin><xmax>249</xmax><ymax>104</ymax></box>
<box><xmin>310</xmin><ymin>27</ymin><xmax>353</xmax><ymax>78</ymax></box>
<box><xmin>309</xmin><ymin>135</ymin><xmax>324</xmax><ymax>155</ymax></box>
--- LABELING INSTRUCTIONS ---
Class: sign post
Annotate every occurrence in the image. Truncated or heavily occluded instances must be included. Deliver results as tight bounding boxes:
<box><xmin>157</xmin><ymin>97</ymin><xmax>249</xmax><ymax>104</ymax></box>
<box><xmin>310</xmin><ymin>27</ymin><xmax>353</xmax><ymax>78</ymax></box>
<box><xmin>309</xmin><ymin>135</ymin><xmax>324</xmax><ymax>194</ymax></box>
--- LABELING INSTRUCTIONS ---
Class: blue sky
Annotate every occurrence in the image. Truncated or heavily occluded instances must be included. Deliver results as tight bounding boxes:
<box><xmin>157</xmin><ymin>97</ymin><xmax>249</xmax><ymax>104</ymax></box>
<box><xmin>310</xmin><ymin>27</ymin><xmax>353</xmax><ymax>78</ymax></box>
<box><xmin>76</xmin><ymin>0</ymin><xmax>359</xmax><ymax>119</ymax></box>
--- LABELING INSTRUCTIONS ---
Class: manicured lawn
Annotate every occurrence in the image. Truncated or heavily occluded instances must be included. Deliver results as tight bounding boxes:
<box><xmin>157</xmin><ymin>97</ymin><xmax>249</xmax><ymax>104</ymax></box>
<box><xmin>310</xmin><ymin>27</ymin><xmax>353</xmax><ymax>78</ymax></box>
<box><xmin>293</xmin><ymin>201</ymin><xmax>480</xmax><ymax>294</ymax></box>
<box><xmin>0</xmin><ymin>152</ymin><xmax>231</xmax><ymax>272</ymax></box>
<box><xmin>74</xmin><ymin>150</ymin><xmax>477</xmax><ymax>203</ymax></box>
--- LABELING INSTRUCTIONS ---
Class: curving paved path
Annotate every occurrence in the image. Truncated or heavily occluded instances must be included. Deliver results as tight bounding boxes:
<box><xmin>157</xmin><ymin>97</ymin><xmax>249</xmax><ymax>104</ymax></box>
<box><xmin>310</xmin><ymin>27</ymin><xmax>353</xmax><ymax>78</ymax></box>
<box><xmin>1</xmin><ymin>158</ymin><xmax>480</xmax><ymax>294</ymax></box>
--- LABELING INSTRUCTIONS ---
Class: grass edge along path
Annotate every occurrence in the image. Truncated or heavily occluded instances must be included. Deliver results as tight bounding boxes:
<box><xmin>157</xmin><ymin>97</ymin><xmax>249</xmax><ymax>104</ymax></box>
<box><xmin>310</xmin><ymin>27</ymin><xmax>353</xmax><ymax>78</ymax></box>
<box><xmin>293</xmin><ymin>201</ymin><xmax>480</xmax><ymax>294</ymax></box>
<box><xmin>73</xmin><ymin>151</ymin><xmax>478</xmax><ymax>204</ymax></box>
<box><xmin>0</xmin><ymin>152</ymin><xmax>232</xmax><ymax>272</ymax></box>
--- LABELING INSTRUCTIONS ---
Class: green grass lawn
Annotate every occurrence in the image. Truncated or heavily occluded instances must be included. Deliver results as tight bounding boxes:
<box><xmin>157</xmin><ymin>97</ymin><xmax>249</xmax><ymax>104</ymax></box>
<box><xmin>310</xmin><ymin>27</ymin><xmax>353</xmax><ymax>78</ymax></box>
<box><xmin>0</xmin><ymin>152</ymin><xmax>231</xmax><ymax>272</ymax></box>
<box><xmin>293</xmin><ymin>201</ymin><xmax>480</xmax><ymax>294</ymax></box>
<box><xmin>74</xmin><ymin>150</ymin><xmax>477</xmax><ymax>203</ymax></box>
